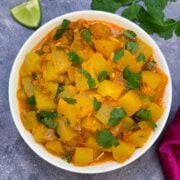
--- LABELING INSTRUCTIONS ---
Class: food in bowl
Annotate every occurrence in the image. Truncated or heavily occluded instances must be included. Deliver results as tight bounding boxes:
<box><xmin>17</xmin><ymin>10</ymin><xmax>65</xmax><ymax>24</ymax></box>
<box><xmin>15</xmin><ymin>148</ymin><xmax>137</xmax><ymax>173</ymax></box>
<box><xmin>17</xmin><ymin>18</ymin><xmax>168</xmax><ymax>166</ymax></box>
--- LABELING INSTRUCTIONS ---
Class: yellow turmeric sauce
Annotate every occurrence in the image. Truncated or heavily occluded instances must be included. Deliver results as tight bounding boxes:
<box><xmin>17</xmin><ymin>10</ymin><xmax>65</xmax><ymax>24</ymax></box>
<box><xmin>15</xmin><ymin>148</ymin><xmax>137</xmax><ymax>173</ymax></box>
<box><xmin>17</xmin><ymin>19</ymin><xmax>168</xmax><ymax>166</ymax></box>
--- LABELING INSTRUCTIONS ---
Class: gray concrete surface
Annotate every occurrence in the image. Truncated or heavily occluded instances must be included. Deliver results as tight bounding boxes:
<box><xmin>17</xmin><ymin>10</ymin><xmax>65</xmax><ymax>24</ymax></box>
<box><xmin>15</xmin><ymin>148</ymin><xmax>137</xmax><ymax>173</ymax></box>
<box><xmin>0</xmin><ymin>0</ymin><xmax>180</xmax><ymax>179</ymax></box>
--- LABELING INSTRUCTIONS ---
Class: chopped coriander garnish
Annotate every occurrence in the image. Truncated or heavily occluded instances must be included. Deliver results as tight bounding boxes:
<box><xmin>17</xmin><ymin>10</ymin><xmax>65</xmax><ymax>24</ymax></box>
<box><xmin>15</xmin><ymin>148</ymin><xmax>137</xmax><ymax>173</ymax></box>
<box><xmin>98</xmin><ymin>71</ymin><xmax>109</xmax><ymax>82</ymax></box>
<box><xmin>135</xmin><ymin>109</ymin><xmax>157</xmax><ymax>130</ymax></box>
<box><xmin>135</xmin><ymin>109</ymin><xmax>151</xmax><ymax>121</ymax></box>
<box><xmin>123</xmin><ymin>67</ymin><xmax>141</xmax><ymax>90</ymax></box>
<box><xmin>93</xmin><ymin>97</ymin><xmax>102</xmax><ymax>111</ymax></box>
<box><xmin>108</xmin><ymin>108</ymin><xmax>126</xmax><ymax>127</ymax></box>
<box><xmin>26</xmin><ymin>95</ymin><xmax>36</xmax><ymax>106</ymax></box>
<box><xmin>146</xmin><ymin>61</ymin><xmax>156</xmax><ymax>70</ymax></box>
<box><xmin>136</xmin><ymin>53</ymin><xmax>145</xmax><ymax>62</ymax></box>
<box><xmin>53</xmin><ymin>29</ymin><xmax>64</xmax><ymax>40</ymax></box>
<box><xmin>113</xmin><ymin>48</ymin><xmax>124</xmax><ymax>63</ymax></box>
<box><xmin>146</xmin><ymin>120</ymin><xmax>157</xmax><ymax>129</ymax></box>
<box><xmin>126</xmin><ymin>41</ymin><xmax>139</xmax><ymax>54</ymax></box>
<box><xmin>36</xmin><ymin>111</ymin><xmax>58</xmax><ymax>130</ymax></box>
<box><xmin>61</xmin><ymin>19</ymin><xmax>70</xmax><ymax>29</ymax></box>
<box><xmin>53</xmin><ymin>19</ymin><xmax>70</xmax><ymax>40</ymax></box>
<box><xmin>79</xmin><ymin>69</ymin><xmax>96</xmax><ymax>89</ymax></box>
<box><xmin>62</xmin><ymin>153</ymin><xmax>73</xmax><ymax>163</ymax></box>
<box><xmin>96</xmin><ymin>129</ymin><xmax>119</xmax><ymax>149</ymax></box>
<box><xmin>56</xmin><ymin>84</ymin><xmax>64</xmax><ymax>98</ymax></box>
<box><xmin>67</xmin><ymin>51</ymin><xmax>82</xmax><ymax>65</ymax></box>
<box><xmin>63</xmin><ymin>97</ymin><xmax>77</xmax><ymax>104</ymax></box>
<box><xmin>124</xmin><ymin>30</ymin><xmax>136</xmax><ymax>40</ymax></box>
<box><xmin>81</xmin><ymin>29</ymin><xmax>92</xmax><ymax>43</ymax></box>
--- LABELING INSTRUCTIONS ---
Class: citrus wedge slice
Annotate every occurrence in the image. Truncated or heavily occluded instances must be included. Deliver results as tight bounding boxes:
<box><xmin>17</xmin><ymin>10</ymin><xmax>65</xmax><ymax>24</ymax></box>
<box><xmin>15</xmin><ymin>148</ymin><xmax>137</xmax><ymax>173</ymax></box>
<box><xmin>10</xmin><ymin>0</ymin><xmax>41</xmax><ymax>28</ymax></box>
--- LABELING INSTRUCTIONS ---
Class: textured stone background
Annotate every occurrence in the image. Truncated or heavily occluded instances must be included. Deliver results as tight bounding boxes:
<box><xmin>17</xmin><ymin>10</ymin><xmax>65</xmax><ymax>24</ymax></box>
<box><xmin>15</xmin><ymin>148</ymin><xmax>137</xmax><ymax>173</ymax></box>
<box><xmin>0</xmin><ymin>0</ymin><xmax>180</xmax><ymax>180</ymax></box>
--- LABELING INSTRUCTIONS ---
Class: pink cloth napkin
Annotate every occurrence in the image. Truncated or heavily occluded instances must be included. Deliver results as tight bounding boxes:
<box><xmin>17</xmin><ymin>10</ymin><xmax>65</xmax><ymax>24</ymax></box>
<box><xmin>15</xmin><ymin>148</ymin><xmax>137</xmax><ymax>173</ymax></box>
<box><xmin>159</xmin><ymin>109</ymin><xmax>180</xmax><ymax>180</ymax></box>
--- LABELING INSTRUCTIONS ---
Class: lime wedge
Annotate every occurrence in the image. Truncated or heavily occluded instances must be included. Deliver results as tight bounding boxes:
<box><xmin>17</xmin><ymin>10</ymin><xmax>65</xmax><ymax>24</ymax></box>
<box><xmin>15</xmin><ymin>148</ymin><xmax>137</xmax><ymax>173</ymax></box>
<box><xmin>10</xmin><ymin>0</ymin><xmax>41</xmax><ymax>28</ymax></box>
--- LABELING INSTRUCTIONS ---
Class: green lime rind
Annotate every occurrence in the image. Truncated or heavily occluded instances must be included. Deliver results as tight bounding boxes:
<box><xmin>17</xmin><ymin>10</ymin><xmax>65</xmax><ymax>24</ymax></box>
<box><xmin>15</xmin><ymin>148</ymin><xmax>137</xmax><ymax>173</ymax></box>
<box><xmin>10</xmin><ymin>0</ymin><xmax>42</xmax><ymax>29</ymax></box>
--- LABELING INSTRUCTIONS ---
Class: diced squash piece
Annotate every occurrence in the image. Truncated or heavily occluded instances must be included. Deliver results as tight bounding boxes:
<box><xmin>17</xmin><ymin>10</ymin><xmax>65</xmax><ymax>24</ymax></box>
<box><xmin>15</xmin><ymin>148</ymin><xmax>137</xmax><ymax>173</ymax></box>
<box><xmin>94</xmin><ymin>39</ymin><xmax>119</xmax><ymax>58</ymax></box>
<box><xmin>112</xmin><ymin>141</ymin><xmax>135</xmax><ymax>163</ymax></box>
<box><xmin>20</xmin><ymin>52</ymin><xmax>41</xmax><ymax>76</ymax></box>
<box><xmin>75</xmin><ymin>71</ymin><xmax>89</xmax><ymax>91</ymax></box>
<box><xmin>73</xmin><ymin>147</ymin><xmax>94</xmax><ymax>166</ymax></box>
<box><xmin>140</xmin><ymin>96</ymin><xmax>152</xmax><ymax>108</ymax></box>
<box><xmin>22</xmin><ymin>77</ymin><xmax>34</xmax><ymax>97</ymax></box>
<box><xmin>142</xmin><ymin>71</ymin><xmax>161</xmax><ymax>90</ymax></box>
<box><xmin>52</xmin><ymin>49</ymin><xmax>71</xmax><ymax>73</ymax></box>
<box><xmin>58</xmin><ymin>85</ymin><xmax>77</xmax><ymax>98</ymax></box>
<box><xmin>136</xmin><ymin>39</ymin><xmax>153</xmax><ymax>61</ymax></box>
<box><xmin>17</xmin><ymin>88</ymin><xmax>27</xmax><ymax>101</ymax></box>
<box><xmin>82</xmin><ymin>53</ymin><xmax>112</xmax><ymax>78</ymax></box>
<box><xmin>56</xmin><ymin>120</ymin><xmax>76</xmax><ymax>142</ymax></box>
<box><xmin>97</xmin><ymin>80</ymin><xmax>124</xmax><ymax>100</ymax></box>
<box><xmin>21</xmin><ymin>111</ymin><xmax>39</xmax><ymax>130</ymax></box>
<box><xmin>84</xmin><ymin>135</ymin><xmax>112</xmax><ymax>153</ymax></box>
<box><xmin>75</xmin><ymin>94</ymin><xmax>93</xmax><ymax>118</ymax></box>
<box><xmin>123</xmin><ymin>129</ymin><xmax>151</xmax><ymax>147</ymax></box>
<box><xmin>43</xmin><ymin>82</ymin><xmax>58</xmax><ymax>98</ymax></box>
<box><xmin>118</xmin><ymin>90</ymin><xmax>142</xmax><ymax>116</ymax></box>
<box><xmin>95</xmin><ymin>103</ymin><xmax>113</xmax><ymax>125</ymax></box>
<box><xmin>116</xmin><ymin>50</ymin><xmax>143</xmax><ymax>72</ymax></box>
<box><xmin>57</xmin><ymin>99</ymin><xmax>78</xmax><ymax>127</ymax></box>
<box><xmin>45</xmin><ymin>140</ymin><xmax>64</xmax><ymax>155</ymax></box>
<box><xmin>121</xmin><ymin>117</ymin><xmax>135</xmax><ymax>132</ymax></box>
<box><xmin>84</xmin><ymin>135</ymin><xmax>101</xmax><ymax>150</ymax></box>
<box><xmin>32</xmin><ymin>124</ymin><xmax>48</xmax><ymax>144</ymax></box>
<box><xmin>34</xmin><ymin>87</ymin><xmax>57</xmax><ymax>111</ymax></box>
<box><xmin>148</xmin><ymin>103</ymin><xmax>164</xmax><ymax>122</ymax></box>
<box><xmin>90</xmin><ymin>23</ymin><xmax>112</xmax><ymax>39</ymax></box>
<box><xmin>77</xmin><ymin>48</ymin><xmax>94</xmax><ymax>62</ymax></box>
<box><xmin>42</xmin><ymin>61</ymin><xmax>61</xmax><ymax>82</ymax></box>
<box><xmin>67</xmin><ymin>66</ymin><xmax>77</xmax><ymax>83</ymax></box>
<box><xmin>82</xmin><ymin>117</ymin><xmax>101</xmax><ymax>132</ymax></box>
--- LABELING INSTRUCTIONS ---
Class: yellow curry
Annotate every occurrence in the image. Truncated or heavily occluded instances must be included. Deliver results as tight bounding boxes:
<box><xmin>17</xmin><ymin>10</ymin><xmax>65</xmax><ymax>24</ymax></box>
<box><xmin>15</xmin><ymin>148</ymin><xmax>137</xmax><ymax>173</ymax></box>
<box><xmin>17</xmin><ymin>19</ymin><xmax>168</xmax><ymax>166</ymax></box>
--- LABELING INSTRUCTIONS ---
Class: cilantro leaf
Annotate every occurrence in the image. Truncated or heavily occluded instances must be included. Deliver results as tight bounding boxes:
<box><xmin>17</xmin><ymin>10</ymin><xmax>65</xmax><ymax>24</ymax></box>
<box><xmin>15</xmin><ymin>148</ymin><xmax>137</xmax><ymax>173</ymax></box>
<box><xmin>126</xmin><ymin>41</ymin><xmax>139</xmax><ymax>54</ymax></box>
<box><xmin>81</xmin><ymin>29</ymin><xmax>92</xmax><ymax>43</ymax></box>
<box><xmin>146</xmin><ymin>61</ymin><xmax>156</xmax><ymax>70</ymax></box>
<box><xmin>91</xmin><ymin>0</ymin><xmax>123</xmax><ymax>13</ymax></box>
<box><xmin>63</xmin><ymin>97</ymin><xmax>77</xmax><ymax>104</ymax></box>
<box><xmin>113</xmin><ymin>48</ymin><xmax>124</xmax><ymax>63</ymax></box>
<box><xmin>135</xmin><ymin>109</ymin><xmax>157</xmax><ymax>129</ymax></box>
<box><xmin>108</xmin><ymin>108</ymin><xmax>126</xmax><ymax>127</ymax></box>
<box><xmin>79</xmin><ymin>69</ymin><xmax>96</xmax><ymax>89</ymax></box>
<box><xmin>36</xmin><ymin>111</ymin><xmax>58</xmax><ymax>129</ymax></box>
<box><xmin>136</xmin><ymin>53</ymin><xmax>145</xmax><ymax>62</ymax></box>
<box><xmin>53</xmin><ymin>19</ymin><xmax>70</xmax><ymax>40</ymax></box>
<box><xmin>146</xmin><ymin>120</ymin><xmax>157</xmax><ymax>129</ymax></box>
<box><xmin>98</xmin><ymin>71</ymin><xmax>109</xmax><ymax>82</ymax></box>
<box><xmin>56</xmin><ymin>84</ymin><xmax>64</xmax><ymax>98</ymax></box>
<box><xmin>93</xmin><ymin>97</ymin><xmax>102</xmax><ymax>111</ymax></box>
<box><xmin>26</xmin><ymin>95</ymin><xmax>36</xmax><ymax>106</ymax></box>
<box><xmin>122</xmin><ymin>2</ymin><xmax>141</xmax><ymax>21</ymax></box>
<box><xmin>96</xmin><ymin>129</ymin><xmax>119</xmax><ymax>148</ymax></box>
<box><xmin>62</xmin><ymin>153</ymin><xmax>73</xmax><ymax>163</ymax></box>
<box><xmin>123</xmin><ymin>67</ymin><xmax>141</xmax><ymax>90</ymax></box>
<box><xmin>53</xmin><ymin>29</ymin><xmax>64</xmax><ymax>40</ymax></box>
<box><xmin>61</xmin><ymin>19</ymin><xmax>70</xmax><ymax>29</ymax></box>
<box><xmin>175</xmin><ymin>21</ymin><xmax>180</xmax><ymax>36</ymax></box>
<box><xmin>135</xmin><ymin>109</ymin><xmax>151</xmax><ymax>121</ymax></box>
<box><xmin>124</xmin><ymin>30</ymin><xmax>136</xmax><ymax>39</ymax></box>
<box><xmin>67</xmin><ymin>51</ymin><xmax>82</xmax><ymax>65</ymax></box>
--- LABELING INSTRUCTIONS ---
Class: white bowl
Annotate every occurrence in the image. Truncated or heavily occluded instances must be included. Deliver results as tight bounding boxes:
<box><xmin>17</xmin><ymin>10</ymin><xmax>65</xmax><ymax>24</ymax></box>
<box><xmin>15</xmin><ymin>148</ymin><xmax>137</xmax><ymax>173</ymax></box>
<box><xmin>9</xmin><ymin>10</ymin><xmax>172</xmax><ymax>174</ymax></box>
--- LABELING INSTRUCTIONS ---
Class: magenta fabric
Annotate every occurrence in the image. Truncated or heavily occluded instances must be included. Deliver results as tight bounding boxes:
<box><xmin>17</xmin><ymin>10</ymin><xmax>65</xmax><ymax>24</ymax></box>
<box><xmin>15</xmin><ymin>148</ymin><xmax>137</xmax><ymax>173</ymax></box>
<box><xmin>159</xmin><ymin>109</ymin><xmax>180</xmax><ymax>180</ymax></box>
